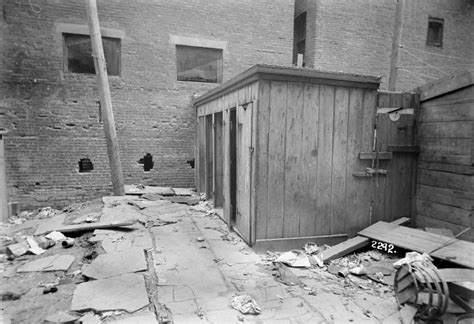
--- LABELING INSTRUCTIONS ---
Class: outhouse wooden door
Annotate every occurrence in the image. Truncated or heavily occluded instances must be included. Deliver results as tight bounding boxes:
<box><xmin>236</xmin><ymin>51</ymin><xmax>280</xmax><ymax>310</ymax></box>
<box><xmin>235</xmin><ymin>103</ymin><xmax>253</xmax><ymax>242</ymax></box>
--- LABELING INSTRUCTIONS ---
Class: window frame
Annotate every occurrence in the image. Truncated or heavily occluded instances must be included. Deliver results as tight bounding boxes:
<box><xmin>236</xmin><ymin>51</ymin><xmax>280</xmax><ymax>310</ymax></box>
<box><xmin>426</xmin><ymin>16</ymin><xmax>444</xmax><ymax>48</ymax></box>
<box><xmin>56</xmin><ymin>24</ymin><xmax>124</xmax><ymax>77</ymax></box>
<box><xmin>169</xmin><ymin>35</ymin><xmax>227</xmax><ymax>85</ymax></box>
<box><xmin>63</xmin><ymin>33</ymin><xmax>122</xmax><ymax>76</ymax></box>
<box><xmin>175</xmin><ymin>45</ymin><xmax>224</xmax><ymax>84</ymax></box>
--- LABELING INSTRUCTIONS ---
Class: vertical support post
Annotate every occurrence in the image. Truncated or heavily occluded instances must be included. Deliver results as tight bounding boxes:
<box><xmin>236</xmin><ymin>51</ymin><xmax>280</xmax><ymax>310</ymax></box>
<box><xmin>0</xmin><ymin>133</ymin><xmax>8</xmax><ymax>222</ymax></box>
<box><xmin>85</xmin><ymin>0</ymin><xmax>124</xmax><ymax>195</ymax></box>
<box><xmin>388</xmin><ymin>0</ymin><xmax>405</xmax><ymax>91</ymax></box>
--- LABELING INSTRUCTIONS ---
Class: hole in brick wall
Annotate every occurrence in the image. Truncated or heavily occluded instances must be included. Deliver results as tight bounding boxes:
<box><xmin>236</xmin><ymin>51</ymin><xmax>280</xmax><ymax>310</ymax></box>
<box><xmin>35</xmin><ymin>182</ymin><xmax>40</xmax><ymax>186</ymax></box>
<box><xmin>138</xmin><ymin>153</ymin><xmax>154</xmax><ymax>172</ymax></box>
<box><xmin>187</xmin><ymin>158</ymin><xmax>195</xmax><ymax>169</ymax></box>
<box><xmin>78</xmin><ymin>158</ymin><xmax>94</xmax><ymax>172</ymax></box>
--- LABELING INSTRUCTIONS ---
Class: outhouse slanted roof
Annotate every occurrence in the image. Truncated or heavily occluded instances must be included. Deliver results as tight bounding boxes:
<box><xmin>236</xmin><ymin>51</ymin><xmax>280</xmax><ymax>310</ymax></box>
<box><xmin>193</xmin><ymin>64</ymin><xmax>381</xmax><ymax>106</ymax></box>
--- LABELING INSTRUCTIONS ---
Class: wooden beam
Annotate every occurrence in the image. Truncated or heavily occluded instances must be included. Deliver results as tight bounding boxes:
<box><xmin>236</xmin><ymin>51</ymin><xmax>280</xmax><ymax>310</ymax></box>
<box><xmin>319</xmin><ymin>217</ymin><xmax>410</xmax><ymax>263</ymax></box>
<box><xmin>387</xmin><ymin>145</ymin><xmax>420</xmax><ymax>153</ymax></box>
<box><xmin>359</xmin><ymin>152</ymin><xmax>393</xmax><ymax>160</ymax></box>
<box><xmin>418</xmin><ymin>69</ymin><xmax>474</xmax><ymax>101</ymax></box>
<box><xmin>388</xmin><ymin>0</ymin><xmax>405</xmax><ymax>91</ymax></box>
<box><xmin>85</xmin><ymin>0</ymin><xmax>124</xmax><ymax>195</ymax></box>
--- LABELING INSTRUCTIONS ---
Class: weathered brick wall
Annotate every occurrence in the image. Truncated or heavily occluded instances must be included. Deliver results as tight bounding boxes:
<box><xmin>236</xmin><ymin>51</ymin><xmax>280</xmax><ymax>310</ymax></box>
<box><xmin>397</xmin><ymin>0</ymin><xmax>474</xmax><ymax>91</ymax></box>
<box><xmin>299</xmin><ymin>0</ymin><xmax>473</xmax><ymax>90</ymax></box>
<box><xmin>1</xmin><ymin>0</ymin><xmax>293</xmax><ymax>209</ymax></box>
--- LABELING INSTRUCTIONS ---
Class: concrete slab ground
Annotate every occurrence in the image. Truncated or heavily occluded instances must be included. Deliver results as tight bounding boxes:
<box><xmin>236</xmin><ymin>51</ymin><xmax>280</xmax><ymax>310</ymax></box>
<box><xmin>149</xmin><ymin>206</ymin><xmax>401</xmax><ymax>323</ymax></box>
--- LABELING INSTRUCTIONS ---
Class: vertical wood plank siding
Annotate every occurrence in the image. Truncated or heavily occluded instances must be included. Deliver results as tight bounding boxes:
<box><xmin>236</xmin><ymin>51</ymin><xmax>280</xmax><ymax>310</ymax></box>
<box><xmin>255</xmin><ymin>82</ymin><xmax>379</xmax><ymax>239</ymax></box>
<box><xmin>416</xmin><ymin>84</ymin><xmax>474</xmax><ymax>241</ymax></box>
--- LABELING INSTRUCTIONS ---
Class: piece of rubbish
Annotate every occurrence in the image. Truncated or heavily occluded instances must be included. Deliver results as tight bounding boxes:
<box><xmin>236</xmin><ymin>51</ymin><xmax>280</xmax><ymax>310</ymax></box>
<box><xmin>71</xmin><ymin>212</ymin><xmax>101</xmax><ymax>224</ymax></box>
<box><xmin>349</xmin><ymin>265</ymin><xmax>366</xmax><ymax>275</ymax></box>
<box><xmin>45</xmin><ymin>231</ymin><xmax>67</xmax><ymax>242</ymax></box>
<box><xmin>26</xmin><ymin>236</ymin><xmax>46</xmax><ymax>255</ymax></box>
<box><xmin>304</xmin><ymin>242</ymin><xmax>319</xmax><ymax>255</ymax></box>
<box><xmin>273</xmin><ymin>262</ymin><xmax>301</xmax><ymax>286</ymax></box>
<box><xmin>393</xmin><ymin>252</ymin><xmax>432</xmax><ymax>268</ymax></box>
<box><xmin>309</xmin><ymin>254</ymin><xmax>324</xmax><ymax>267</ymax></box>
<box><xmin>43</xmin><ymin>311</ymin><xmax>79</xmax><ymax>324</ymax></box>
<box><xmin>43</xmin><ymin>286</ymin><xmax>58</xmax><ymax>294</ymax></box>
<box><xmin>6</xmin><ymin>241</ymin><xmax>29</xmax><ymax>257</ymax></box>
<box><xmin>275</xmin><ymin>250</ymin><xmax>311</xmax><ymax>268</ymax></box>
<box><xmin>196</xmin><ymin>236</ymin><xmax>205</xmax><ymax>242</ymax></box>
<box><xmin>231</xmin><ymin>294</ymin><xmax>262</xmax><ymax>315</ymax></box>
<box><xmin>61</xmin><ymin>238</ymin><xmax>75</xmax><ymax>248</ymax></box>
<box><xmin>1</xmin><ymin>291</ymin><xmax>23</xmax><ymax>301</ymax></box>
<box><xmin>37</xmin><ymin>237</ymin><xmax>55</xmax><ymax>249</ymax></box>
<box><xmin>80</xmin><ymin>313</ymin><xmax>102</xmax><ymax>324</ymax></box>
<box><xmin>338</xmin><ymin>268</ymin><xmax>350</xmax><ymax>277</ymax></box>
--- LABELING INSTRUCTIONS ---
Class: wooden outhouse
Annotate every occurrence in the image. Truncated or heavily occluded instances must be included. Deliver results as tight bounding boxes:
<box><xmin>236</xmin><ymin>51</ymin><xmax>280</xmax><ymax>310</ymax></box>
<box><xmin>194</xmin><ymin>64</ymin><xmax>413</xmax><ymax>251</ymax></box>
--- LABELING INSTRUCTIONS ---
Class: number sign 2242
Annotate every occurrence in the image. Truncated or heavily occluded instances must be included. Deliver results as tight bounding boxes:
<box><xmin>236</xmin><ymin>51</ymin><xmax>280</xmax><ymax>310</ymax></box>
<box><xmin>371</xmin><ymin>240</ymin><xmax>397</xmax><ymax>254</ymax></box>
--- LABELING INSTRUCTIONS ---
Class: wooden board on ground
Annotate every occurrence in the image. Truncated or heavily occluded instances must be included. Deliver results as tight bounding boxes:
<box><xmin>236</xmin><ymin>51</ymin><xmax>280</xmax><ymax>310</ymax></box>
<box><xmin>319</xmin><ymin>217</ymin><xmax>410</xmax><ymax>263</ymax></box>
<box><xmin>359</xmin><ymin>221</ymin><xmax>474</xmax><ymax>268</ymax></box>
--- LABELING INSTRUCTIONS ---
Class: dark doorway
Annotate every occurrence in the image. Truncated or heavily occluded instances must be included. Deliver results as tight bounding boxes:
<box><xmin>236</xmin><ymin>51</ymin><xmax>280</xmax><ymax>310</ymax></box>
<box><xmin>229</xmin><ymin>108</ymin><xmax>237</xmax><ymax>225</ymax></box>
<box><xmin>214</xmin><ymin>112</ymin><xmax>224</xmax><ymax>207</ymax></box>
<box><xmin>205</xmin><ymin>115</ymin><xmax>214</xmax><ymax>200</ymax></box>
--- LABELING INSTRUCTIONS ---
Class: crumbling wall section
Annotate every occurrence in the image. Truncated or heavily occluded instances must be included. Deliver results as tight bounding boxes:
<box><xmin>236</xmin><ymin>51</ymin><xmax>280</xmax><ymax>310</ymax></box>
<box><xmin>2</xmin><ymin>0</ymin><xmax>293</xmax><ymax>209</ymax></box>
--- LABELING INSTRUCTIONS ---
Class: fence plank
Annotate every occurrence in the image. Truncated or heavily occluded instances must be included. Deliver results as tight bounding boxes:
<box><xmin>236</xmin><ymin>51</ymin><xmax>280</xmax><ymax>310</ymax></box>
<box><xmin>283</xmin><ymin>83</ymin><xmax>304</xmax><ymax>237</ymax></box>
<box><xmin>300</xmin><ymin>84</ymin><xmax>320</xmax><ymax>236</ymax></box>
<box><xmin>331</xmin><ymin>87</ymin><xmax>350</xmax><ymax>234</ymax></box>
<box><xmin>315</xmin><ymin>85</ymin><xmax>335</xmax><ymax>235</ymax></box>
<box><xmin>266</xmin><ymin>81</ymin><xmax>287</xmax><ymax>238</ymax></box>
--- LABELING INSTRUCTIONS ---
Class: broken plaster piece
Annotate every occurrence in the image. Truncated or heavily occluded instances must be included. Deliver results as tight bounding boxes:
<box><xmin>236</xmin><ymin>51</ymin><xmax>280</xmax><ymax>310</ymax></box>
<box><xmin>18</xmin><ymin>255</ymin><xmax>75</xmax><ymax>272</ymax></box>
<box><xmin>71</xmin><ymin>273</ymin><xmax>149</xmax><ymax>313</ymax></box>
<box><xmin>275</xmin><ymin>250</ymin><xmax>311</xmax><ymax>268</ymax></box>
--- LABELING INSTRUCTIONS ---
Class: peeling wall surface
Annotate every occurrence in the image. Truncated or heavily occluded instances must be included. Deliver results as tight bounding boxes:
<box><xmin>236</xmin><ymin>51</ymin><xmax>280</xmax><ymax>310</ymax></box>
<box><xmin>1</xmin><ymin>0</ymin><xmax>293</xmax><ymax>209</ymax></box>
<box><xmin>297</xmin><ymin>0</ymin><xmax>474</xmax><ymax>90</ymax></box>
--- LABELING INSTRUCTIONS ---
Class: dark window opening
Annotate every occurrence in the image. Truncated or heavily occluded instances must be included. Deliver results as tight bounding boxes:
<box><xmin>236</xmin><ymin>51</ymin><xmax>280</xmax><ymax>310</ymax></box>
<box><xmin>79</xmin><ymin>158</ymin><xmax>94</xmax><ymax>172</ymax></box>
<box><xmin>426</xmin><ymin>17</ymin><xmax>444</xmax><ymax>47</ymax></box>
<box><xmin>64</xmin><ymin>33</ymin><xmax>121</xmax><ymax>76</ymax></box>
<box><xmin>293</xmin><ymin>12</ymin><xmax>306</xmax><ymax>66</ymax></box>
<box><xmin>176</xmin><ymin>45</ymin><xmax>223</xmax><ymax>83</ymax></box>
<box><xmin>138</xmin><ymin>153</ymin><xmax>154</xmax><ymax>172</ymax></box>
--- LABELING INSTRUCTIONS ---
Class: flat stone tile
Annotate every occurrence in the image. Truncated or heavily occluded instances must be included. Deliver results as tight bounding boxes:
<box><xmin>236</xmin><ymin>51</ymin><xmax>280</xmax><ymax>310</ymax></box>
<box><xmin>82</xmin><ymin>248</ymin><xmax>147</xmax><ymax>279</ymax></box>
<box><xmin>71</xmin><ymin>273</ymin><xmax>149</xmax><ymax>312</ymax></box>
<box><xmin>17</xmin><ymin>254</ymin><xmax>75</xmax><ymax>272</ymax></box>
<box><xmin>109</xmin><ymin>311</ymin><xmax>158</xmax><ymax>324</ymax></box>
<box><xmin>205</xmin><ymin>309</ymin><xmax>241</xmax><ymax>324</ymax></box>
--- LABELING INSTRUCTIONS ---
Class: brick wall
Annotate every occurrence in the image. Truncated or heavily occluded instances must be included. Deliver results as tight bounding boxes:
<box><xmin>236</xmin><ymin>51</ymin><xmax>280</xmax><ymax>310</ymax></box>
<box><xmin>1</xmin><ymin>0</ymin><xmax>294</xmax><ymax>209</ymax></box>
<box><xmin>298</xmin><ymin>0</ymin><xmax>473</xmax><ymax>90</ymax></box>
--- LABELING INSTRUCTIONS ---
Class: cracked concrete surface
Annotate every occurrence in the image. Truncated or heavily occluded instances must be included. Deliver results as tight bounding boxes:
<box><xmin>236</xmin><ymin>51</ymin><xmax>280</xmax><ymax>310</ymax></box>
<box><xmin>148</xmin><ymin>203</ymin><xmax>400</xmax><ymax>323</ymax></box>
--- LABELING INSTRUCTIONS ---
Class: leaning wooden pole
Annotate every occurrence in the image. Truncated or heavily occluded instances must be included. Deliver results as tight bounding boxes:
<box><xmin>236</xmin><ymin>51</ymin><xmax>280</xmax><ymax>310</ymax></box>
<box><xmin>388</xmin><ymin>0</ymin><xmax>405</xmax><ymax>91</ymax></box>
<box><xmin>85</xmin><ymin>0</ymin><xmax>125</xmax><ymax>195</ymax></box>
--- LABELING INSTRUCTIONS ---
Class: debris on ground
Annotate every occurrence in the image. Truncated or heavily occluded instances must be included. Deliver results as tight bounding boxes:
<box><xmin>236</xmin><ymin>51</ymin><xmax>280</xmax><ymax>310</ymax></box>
<box><xmin>275</xmin><ymin>250</ymin><xmax>311</xmax><ymax>268</ymax></box>
<box><xmin>303</xmin><ymin>242</ymin><xmax>320</xmax><ymax>255</ymax></box>
<box><xmin>231</xmin><ymin>294</ymin><xmax>262</xmax><ymax>315</ymax></box>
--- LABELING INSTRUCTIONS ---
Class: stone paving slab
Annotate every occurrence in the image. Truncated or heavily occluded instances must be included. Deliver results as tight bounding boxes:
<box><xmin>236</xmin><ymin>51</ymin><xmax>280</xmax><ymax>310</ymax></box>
<box><xmin>17</xmin><ymin>254</ymin><xmax>75</xmax><ymax>272</ymax></box>
<box><xmin>71</xmin><ymin>273</ymin><xmax>149</xmax><ymax>312</ymax></box>
<box><xmin>82</xmin><ymin>247</ymin><xmax>147</xmax><ymax>279</ymax></box>
<box><xmin>148</xmin><ymin>203</ymin><xmax>401</xmax><ymax>323</ymax></box>
<box><xmin>108</xmin><ymin>311</ymin><xmax>158</xmax><ymax>324</ymax></box>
